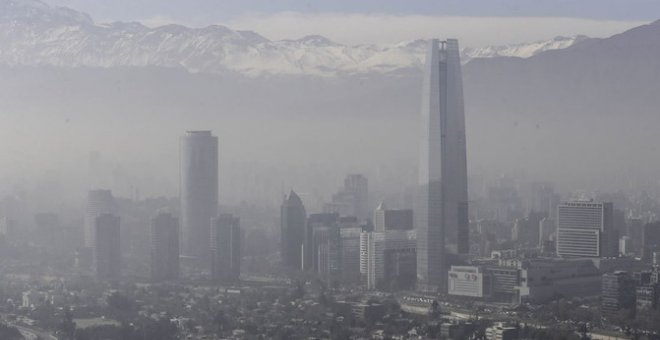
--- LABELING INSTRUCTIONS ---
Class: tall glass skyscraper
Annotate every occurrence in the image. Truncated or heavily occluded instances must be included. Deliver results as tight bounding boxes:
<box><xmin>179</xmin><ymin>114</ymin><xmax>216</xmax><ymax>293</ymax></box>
<box><xmin>416</xmin><ymin>39</ymin><xmax>469</xmax><ymax>292</ymax></box>
<box><xmin>180</xmin><ymin>130</ymin><xmax>218</xmax><ymax>264</ymax></box>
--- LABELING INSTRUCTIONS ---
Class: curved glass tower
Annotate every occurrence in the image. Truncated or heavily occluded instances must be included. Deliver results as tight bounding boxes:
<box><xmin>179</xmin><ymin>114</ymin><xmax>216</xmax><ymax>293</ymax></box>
<box><xmin>416</xmin><ymin>39</ymin><xmax>469</xmax><ymax>292</ymax></box>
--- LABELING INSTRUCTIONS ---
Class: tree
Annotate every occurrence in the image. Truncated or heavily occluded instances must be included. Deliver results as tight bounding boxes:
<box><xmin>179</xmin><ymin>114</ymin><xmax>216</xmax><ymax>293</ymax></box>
<box><xmin>0</xmin><ymin>323</ymin><xmax>24</xmax><ymax>340</ymax></box>
<box><xmin>577</xmin><ymin>323</ymin><xmax>591</xmax><ymax>340</ymax></box>
<box><xmin>429</xmin><ymin>300</ymin><xmax>441</xmax><ymax>320</ymax></box>
<box><xmin>214</xmin><ymin>309</ymin><xmax>227</xmax><ymax>334</ymax></box>
<box><xmin>57</xmin><ymin>306</ymin><xmax>76</xmax><ymax>340</ymax></box>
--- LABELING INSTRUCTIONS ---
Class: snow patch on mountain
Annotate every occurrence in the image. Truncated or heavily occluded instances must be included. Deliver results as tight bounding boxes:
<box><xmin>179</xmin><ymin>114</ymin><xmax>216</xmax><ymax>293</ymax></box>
<box><xmin>462</xmin><ymin>35</ymin><xmax>588</xmax><ymax>61</ymax></box>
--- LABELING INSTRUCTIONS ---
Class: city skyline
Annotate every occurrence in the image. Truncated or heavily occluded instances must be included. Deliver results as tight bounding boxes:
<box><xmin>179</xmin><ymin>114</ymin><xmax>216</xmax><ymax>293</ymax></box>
<box><xmin>1</xmin><ymin>2</ymin><xmax>660</xmax><ymax>338</ymax></box>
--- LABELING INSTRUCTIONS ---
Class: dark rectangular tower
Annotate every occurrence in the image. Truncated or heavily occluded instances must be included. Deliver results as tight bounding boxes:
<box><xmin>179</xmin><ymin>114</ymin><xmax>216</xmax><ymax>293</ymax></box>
<box><xmin>180</xmin><ymin>131</ymin><xmax>218</xmax><ymax>264</ymax></box>
<box><xmin>150</xmin><ymin>211</ymin><xmax>180</xmax><ymax>282</ymax></box>
<box><xmin>95</xmin><ymin>213</ymin><xmax>121</xmax><ymax>280</ymax></box>
<box><xmin>211</xmin><ymin>214</ymin><xmax>241</xmax><ymax>282</ymax></box>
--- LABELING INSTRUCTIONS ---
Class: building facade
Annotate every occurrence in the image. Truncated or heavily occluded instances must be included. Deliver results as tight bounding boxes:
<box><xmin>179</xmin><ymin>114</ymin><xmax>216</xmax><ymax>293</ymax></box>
<box><xmin>280</xmin><ymin>190</ymin><xmax>306</xmax><ymax>270</ymax></box>
<box><xmin>325</xmin><ymin>174</ymin><xmax>369</xmax><ymax>221</ymax></box>
<box><xmin>448</xmin><ymin>266</ymin><xmax>492</xmax><ymax>298</ymax></box>
<box><xmin>85</xmin><ymin>189</ymin><xmax>117</xmax><ymax>249</ymax></box>
<box><xmin>94</xmin><ymin>213</ymin><xmax>121</xmax><ymax>280</ymax></box>
<box><xmin>180</xmin><ymin>130</ymin><xmax>218</xmax><ymax>264</ymax></box>
<box><xmin>373</xmin><ymin>202</ymin><xmax>413</xmax><ymax>232</ymax></box>
<box><xmin>642</xmin><ymin>222</ymin><xmax>660</xmax><ymax>262</ymax></box>
<box><xmin>339</xmin><ymin>219</ymin><xmax>363</xmax><ymax>284</ymax></box>
<box><xmin>556</xmin><ymin>201</ymin><xmax>615</xmax><ymax>258</ymax></box>
<box><xmin>211</xmin><ymin>214</ymin><xmax>241</xmax><ymax>282</ymax></box>
<box><xmin>362</xmin><ymin>230</ymin><xmax>417</xmax><ymax>290</ymax></box>
<box><xmin>150</xmin><ymin>211</ymin><xmax>179</xmax><ymax>282</ymax></box>
<box><xmin>602</xmin><ymin>271</ymin><xmax>636</xmax><ymax>318</ymax></box>
<box><xmin>416</xmin><ymin>39</ymin><xmax>469</xmax><ymax>292</ymax></box>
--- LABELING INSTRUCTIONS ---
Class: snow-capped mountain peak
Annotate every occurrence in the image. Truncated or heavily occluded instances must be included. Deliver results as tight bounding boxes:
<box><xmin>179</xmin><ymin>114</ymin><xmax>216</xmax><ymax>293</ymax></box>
<box><xmin>0</xmin><ymin>0</ymin><xmax>587</xmax><ymax>77</ymax></box>
<box><xmin>462</xmin><ymin>35</ymin><xmax>588</xmax><ymax>61</ymax></box>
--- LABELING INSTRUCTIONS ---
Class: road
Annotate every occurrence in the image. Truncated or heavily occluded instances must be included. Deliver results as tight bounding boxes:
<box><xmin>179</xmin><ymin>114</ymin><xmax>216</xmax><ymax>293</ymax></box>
<box><xmin>15</xmin><ymin>323</ymin><xmax>58</xmax><ymax>340</ymax></box>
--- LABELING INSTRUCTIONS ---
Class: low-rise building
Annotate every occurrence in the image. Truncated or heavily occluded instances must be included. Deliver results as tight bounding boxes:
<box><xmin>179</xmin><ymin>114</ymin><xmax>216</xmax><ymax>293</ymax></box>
<box><xmin>516</xmin><ymin>258</ymin><xmax>602</xmax><ymax>304</ymax></box>
<box><xmin>486</xmin><ymin>322</ymin><xmax>519</xmax><ymax>340</ymax></box>
<box><xmin>448</xmin><ymin>266</ymin><xmax>492</xmax><ymax>298</ymax></box>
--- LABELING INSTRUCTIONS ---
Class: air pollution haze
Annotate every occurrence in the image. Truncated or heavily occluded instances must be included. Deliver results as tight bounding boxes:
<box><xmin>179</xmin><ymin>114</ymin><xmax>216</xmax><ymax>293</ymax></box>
<box><xmin>2</xmin><ymin>0</ymin><xmax>659</xmax><ymax>210</ymax></box>
<box><xmin>1</xmin><ymin>1</ymin><xmax>660</xmax><ymax>338</ymax></box>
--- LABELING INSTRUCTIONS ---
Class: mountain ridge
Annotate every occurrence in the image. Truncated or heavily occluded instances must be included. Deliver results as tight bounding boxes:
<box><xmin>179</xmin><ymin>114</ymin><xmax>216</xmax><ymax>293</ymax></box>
<box><xmin>0</xmin><ymin>0</ymin><xmax>587</xmax><ymax>77</ymax></box>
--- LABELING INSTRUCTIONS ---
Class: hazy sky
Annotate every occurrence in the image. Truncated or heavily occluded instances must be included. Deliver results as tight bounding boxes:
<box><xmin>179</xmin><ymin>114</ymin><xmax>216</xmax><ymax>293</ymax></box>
<box><xmin>42</xmin><ymin>0</ymin><xmax>657</xmax><ymax>46</ymax></box>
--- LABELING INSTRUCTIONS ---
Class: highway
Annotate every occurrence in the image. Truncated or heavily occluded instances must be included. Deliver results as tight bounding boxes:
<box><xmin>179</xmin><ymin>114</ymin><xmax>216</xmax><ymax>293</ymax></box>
<box><xmin>15</xmin><ymin>323</ymin><xmax>58</xmax><ymax>340</ymax></box>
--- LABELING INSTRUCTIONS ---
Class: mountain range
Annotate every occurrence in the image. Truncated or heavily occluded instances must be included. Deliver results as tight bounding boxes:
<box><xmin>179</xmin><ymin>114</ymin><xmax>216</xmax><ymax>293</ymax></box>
<box><xmin>0</xmin><ymin>0</ymin><xmax>659</xmax><ymax>203</ymax></box>
<box><xmin>0</xmin><ymin>0</ymin><xmax>585</xmax><ymax>77</ymax></box>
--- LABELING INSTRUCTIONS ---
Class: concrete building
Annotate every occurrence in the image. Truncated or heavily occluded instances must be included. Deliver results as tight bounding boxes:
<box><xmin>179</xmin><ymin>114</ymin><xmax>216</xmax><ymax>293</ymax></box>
<box><xmin>516</xmin><ymin>258</ymin><xmax>602</xmax><ymax>303</ymax></box>
<box><xmin>619</xmin><ymin>236</ymin><xmax>633</xmax><ymax>256</ymax></box>
<box><xmin>94</xmin><ymin>213</ymin><xmax>121</xmax><ymax>280</ymax></box>
<box><xmin>339</xmin><ymin>218</ymin><xmax>363</xmax><ymax>284</ymax></box>
<box><xmin>636</xmin><ymin>284</ymin><xmax>659</xmax><ymax>311</ymax></box>
<box><xmin>180</xmin><ymin>130</ymin><xmax>218</xmax><ymax>264</ymax></box>
<box><xmin>486</xmin><ymin>323</ymin><xmax>519</xmax><ymax>340</ymax></box>
<box><xmin>150</xmin><ymin>211</ymin><xmax>179</xmax><ymax>282</ymax></box>
<box><xmin>373</xmin><ymin>202</ymin><xmax>413</xmax><ymax>232</ymax></box>
<box><xmin>538</xmin><ymin>217</ymin><xmax>555</xmax><ymax>248</ymax></box>
<box><xmin>642</xmin><ymin>222</ymin><xmax>660</xmax><ymax>262</ymax></box>
<box><xmin>211</xmin><ymin>214</ymin><xmax>241</xmax><ymax>282</ymax></box>
<box><xmin>448</xmin><ymin>266</ymin><xmax>492</xmax><ymax>298</ymax></box>
<box><xmin>440</xmin><ymin>322</ymin><xmax>477</xmax><ymax>340</ymax></box>
<box><xmin>602</xmin><ymin>271</ymin><xmax>636</xmax><ymax>318</ymax></box>
<box><xmin>512</xmin><ymin>212</ymin><xmax>544</xmax><ymax>247</ymax></box>
<box><xmin>416</xmin><ymin>39</ymin><xmax>469</xmax><ymax>292</ymax></box>
<box><xmin>325</xmin><ymin>174</ymin><xmax>369</xmax><ymax>221</ymax></box>
<box><xmin>635</xmin><ymin>269</ymin><xmax>660</xmax><ymax>311</ymax></box>
<box><xmin>362</xmin><ymin>230</ymin><xmax>417</xmax><ymax>290</ymax></box>
<box><xmin>484</xmin><ymin>265</ymin><xmax>521</xmax><ymax>303</ymax></box>
<box><xmin>280</xmin><ymin>190</ymin><xmax>306</xmax><ymax>270</ymax></box>
<box><xmin>525</xmin><ymin>181</ymin><xmax>558</xmax><ymax>216</ymax></box>
<box><xmin>85</xmin><ymin>189</ymin><xmax>117</xmax><ymax>249</ymax></box>
<box><xmin>556</xmin><ymin>201</ymin><xmax>616</xmax><ymax>258</ymax></box>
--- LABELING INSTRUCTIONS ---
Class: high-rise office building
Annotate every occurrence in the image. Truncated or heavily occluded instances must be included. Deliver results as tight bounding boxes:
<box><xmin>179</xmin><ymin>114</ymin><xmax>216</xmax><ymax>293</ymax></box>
<box><xmin>95</xmin><ymin>213</ymin><xmax>121</xmax><ymax>280</ymax></box>
<box><xmin>525</xmin><ymin>181</ymin><xmax>559</xmax><ymax>216</ymax></box>
<box><xmin>512</xmin><ymin>212</ymin><xmax>545</xmax><ymax>247</ymax></box>
<box><xmin>538</xmin><ymin>217</ymin><xmax>555</xmax><ymax>247</ymax></box>
<box><xmin>150</xmin><ymin>211</ymin><xmax>179</xmax><ymax>282</ymax></box>
<box><xmin>373</xmin><ymin>202</ymin><xmax>413</xmax><ymax>232</ymax></box>
<box><xmin>85</xmin><ymin>189</ymin><xmax>117</xmax><ymax>249</ymax></box>
<box><xmin>180</xmin><ymin>131</ymin><xmax>218</xmax><ymax>264</ymax></box>
<box><xmin>602</xmin><ymin>271</ymin><xmax>636</xmax><ymax>318</ymax></box>
<box><xmin>642</xmin><ymin>222</ymin><xmax>660</xmax><ymax>262</ymax></box>
<box><xmin>416</xmin><ymin>39</ymin><xmax>469</xmax><ymax>292</ymax></box>
<box><xmin>211</xmin><ymin>214</ymin><xmax>241</xmax><ymax>282</ymax></box>
<box><xmin>303</xmin><ymin>213</ymin><xmax>339</xmax><ymax>271</ymax></box>
<box><xmin>325</xmin><ymin>174</ymin><xmax>369</xmax><ymax>221</ymax></box>
<box><xmin>339</xmin><ymin>217</ymin><xmax>363</xmax><ymax>284</ymax></box>
<box><xmin>361</xmin><ymin>230</ymin><xmax>417</xmax><ymax>290</ymax></box>
<box><xmin>303</xmin><ymin>213</ymin><xmax>342</xmax><ymax>285</ymax></box>
<box><xmin>556</xmin><ymin>201</ymin><xmax>615</xmax><ymax>258</ymax></box>
<box><xmin>280</xmin><ymin>190</ymin><xmax>306</xmax><ymax>270</ymax></box>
